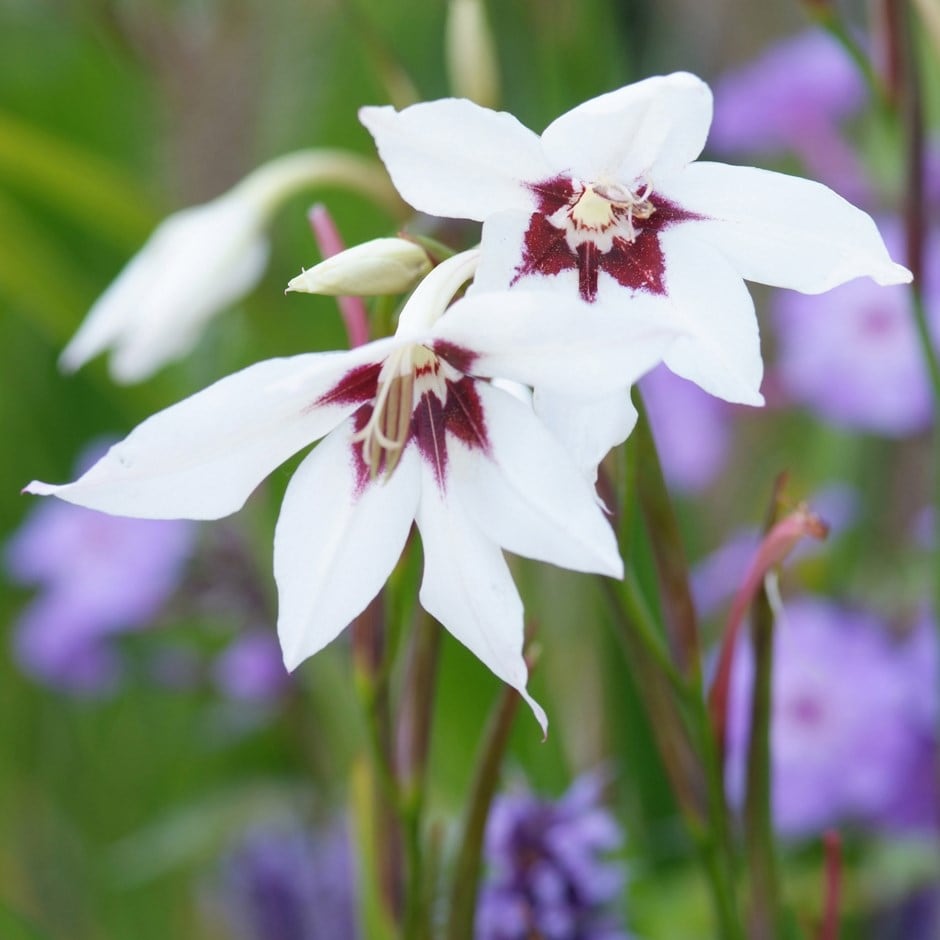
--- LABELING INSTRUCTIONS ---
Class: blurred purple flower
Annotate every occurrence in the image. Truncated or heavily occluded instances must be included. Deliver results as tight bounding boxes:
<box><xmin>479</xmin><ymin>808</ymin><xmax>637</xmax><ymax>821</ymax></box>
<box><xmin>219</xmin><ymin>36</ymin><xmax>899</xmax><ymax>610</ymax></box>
<box><xmin>215</xmin><ymin>820</ymin><xmax>358</xmax><ymax>940</ymax></box>
<box><xmin>710</xmin><ymin>30</ymin><xmax>869</xmax><ymax>200</ymax></box>
<box><xmin>6</xmin><ymin>445</ymin><xmax>195</xmax><ymax>693</ymax></box>
<box><xmin>212</xmin><ymin>630</ymin><xmax>291</xmax><ymax>703</ymax></box>
<box><xmin>477</xmin><ymin>772</ymin><xmax>629</xmax><ymax>940</ymax></box>
<box><xmin>726</xmin><ymin>596</ymin><xmax>938</xmax><ymax>837</ymax></box>
<box><xmin>639</xmin><ymin>364</ymin><xmax>733</xmax><ymax>493</ymax></box>
<box><xmin>772</xmin><ymin>220</ymin><xmax>939</xmax><ymax>436</ymax></box>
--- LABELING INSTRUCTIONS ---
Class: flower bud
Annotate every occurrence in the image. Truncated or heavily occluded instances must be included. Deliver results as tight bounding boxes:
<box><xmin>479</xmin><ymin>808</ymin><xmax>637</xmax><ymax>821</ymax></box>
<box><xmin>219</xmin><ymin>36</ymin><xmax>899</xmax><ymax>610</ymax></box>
<box><xmin>287</xmin><ymin>238</ymin><xmax>432</xmax><ymax>296</ymax></box>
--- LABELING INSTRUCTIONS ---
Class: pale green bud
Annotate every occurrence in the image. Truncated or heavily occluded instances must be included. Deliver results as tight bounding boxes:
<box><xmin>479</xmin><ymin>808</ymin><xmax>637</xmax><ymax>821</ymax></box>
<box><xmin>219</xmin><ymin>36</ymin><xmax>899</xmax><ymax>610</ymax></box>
<box><xmin>287</xmin><ymin>238</ymin><xmax>433</xmax><ymax>296</ymax></box>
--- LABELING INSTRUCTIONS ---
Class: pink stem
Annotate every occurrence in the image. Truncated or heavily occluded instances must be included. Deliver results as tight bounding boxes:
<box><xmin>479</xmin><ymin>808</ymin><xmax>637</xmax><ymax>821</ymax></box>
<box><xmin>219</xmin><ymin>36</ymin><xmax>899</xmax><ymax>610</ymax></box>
<box><xmin>708</xmin><ymin>505</ymin><xmax>829</xmax><ymax>754</ymax></box>
<box><xmin>818</xmin><ymin>830</ymin><xmax>843</xmax><ymax>940</ymax></box>
<box><xmin>308</xmin><ymin>204</ymin><xmax>370</xmax><ymax>348</ymax></box>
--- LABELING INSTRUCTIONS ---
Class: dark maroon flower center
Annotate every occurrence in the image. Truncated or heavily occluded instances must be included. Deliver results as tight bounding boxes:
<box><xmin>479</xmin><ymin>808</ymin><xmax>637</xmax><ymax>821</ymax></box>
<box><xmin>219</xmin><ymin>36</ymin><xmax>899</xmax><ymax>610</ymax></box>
<box><xmin>315</xmin><ymin>344</ymin><xmax>489</xmax><ymax>495</ymax></box>
<box><xmin>513</xmin><ymin>174</ymin><xmax>704</xmax><ymax>302</ymax></box>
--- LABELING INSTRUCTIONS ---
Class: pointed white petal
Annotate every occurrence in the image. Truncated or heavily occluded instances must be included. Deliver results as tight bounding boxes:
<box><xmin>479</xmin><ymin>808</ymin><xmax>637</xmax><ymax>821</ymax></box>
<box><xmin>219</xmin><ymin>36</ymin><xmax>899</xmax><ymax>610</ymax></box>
<box><xmin>541</xmin><ymin>73</ymin><xmax>712</xmax><ymax>183</ymax></box>
<box><xmin>612</xmin><ymin>227</ymin><xmax>765</xmax><ymax>406</ymax></box>
<box><xmin>434</xmin><ymin>287</ymin><xmax>675</xmax><ymax>397</ymax></box>
<box><xmin>416</xmin><ymin>479</ymin><xmax>547</xmax><ymax>733</ymax></box>
<box><xmin>25</xmin><ymin>340</ymin><xmax>402</xmax><ymax>519</ymax></box>
<box><xmin>657</xmin><ymin>162</ymin><xmax>912</xmax><ymax>292</ymax></box>
<box><xmin>359</xmin><ymin>100</ymin><xmax>548</xmax><ymax>221</ymax></box>
<box><xmin>453</xmin><ymin>382</ymin><xmax>623</xmax><ymax>577</ymax></box>
<box><xmin>532</xmin><ymin>386</ymin><xmax>638</xmax><ymax>481</ymax></box>
<box><xmin>275</xmin><ymin>426</ymin><xmax>420</xmax><ymax>670</ymax></box>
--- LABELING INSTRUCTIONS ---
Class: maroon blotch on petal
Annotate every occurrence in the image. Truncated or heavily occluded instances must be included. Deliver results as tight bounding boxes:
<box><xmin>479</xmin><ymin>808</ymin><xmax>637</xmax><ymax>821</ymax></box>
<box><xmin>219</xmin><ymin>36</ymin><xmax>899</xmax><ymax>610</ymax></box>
<box><xmin>512</xmin><ymin>212</ymin><xmax>578</xmax><ymax>286</ymax></box>
<box><xmin>412</xmin><ymin>378</ymin><xmax>489</xmax><ymax>490</ymax></box>
<box><xmin>313</xmin><ymin>361</ymin><xmax>382</xmax><ymax>410</ymax></box>
<box><xmin>432</xmin><ymin>340</ymin><xmax>479</xmax><ymax>375</ymax></box>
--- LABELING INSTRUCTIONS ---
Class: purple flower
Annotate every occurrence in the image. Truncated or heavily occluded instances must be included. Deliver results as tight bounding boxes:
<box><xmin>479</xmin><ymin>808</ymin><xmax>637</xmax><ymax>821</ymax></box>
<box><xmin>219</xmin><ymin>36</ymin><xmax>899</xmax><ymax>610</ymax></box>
<box><xmin>477</xmin><ymin>773</ymin><xmax>629</xmax><ymax>940</ymax></box>
<box><xmin>726</xmin><ymin>596</ymin><xmax>938</xmax><ymax>837</ymax></box>
<box><xmin>214</xmin><ymin>820</ymin><xmax>358</xmax><ymax>940</ymax></box>
<box><xmin>639</xmin><ymin>364</ymin><xmax>733</xmax><ymax>493</ymax></box>
<box><xmin>772</xmin><ymin>220</ymin><xmax>939</xmax><ymax>437</ymax></box>
<box><xmin>710</xmin><ymin>30</ymin><xmax>869</xmax><ymax>200</ymax></box>
<box><xmin>6</xmin><ymin>445</ymin><xmax>195</xmax><ymax>693</ymax></box>
<box><xmin>212</xmin><ymin>630</ymin><xmax>291</xmax><ymax>703</ymax></box>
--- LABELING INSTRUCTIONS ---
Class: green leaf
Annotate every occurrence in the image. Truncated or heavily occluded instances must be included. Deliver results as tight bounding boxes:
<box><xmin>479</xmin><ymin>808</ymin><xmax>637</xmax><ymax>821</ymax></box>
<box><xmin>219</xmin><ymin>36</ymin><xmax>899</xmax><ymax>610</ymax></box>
<box><xmin>0</xmin><ymin>900</ymin><xmax>52</xmax><ymax>940</ymax></box>
<box><xmin>0</xmin><ymin>111</ymin><xmax>156</xmax><ymax>246</ymax></box>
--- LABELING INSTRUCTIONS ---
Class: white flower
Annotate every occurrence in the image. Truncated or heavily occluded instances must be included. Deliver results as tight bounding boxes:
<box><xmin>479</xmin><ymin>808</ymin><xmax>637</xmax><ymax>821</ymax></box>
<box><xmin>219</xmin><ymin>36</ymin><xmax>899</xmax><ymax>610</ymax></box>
<box><xmin>360</xmin><ymin>73</ymin><xmax>911</xmax><ymax>417</ymax></box>
<box><xmin>27</xmin><ymin>252</ymin><xmax>676</xmax><ymax>732</ymax></box>
<box><xmin>61</xmin><ymin>151</ymin><xmax>402</xmax><ymax>384</ymax></box>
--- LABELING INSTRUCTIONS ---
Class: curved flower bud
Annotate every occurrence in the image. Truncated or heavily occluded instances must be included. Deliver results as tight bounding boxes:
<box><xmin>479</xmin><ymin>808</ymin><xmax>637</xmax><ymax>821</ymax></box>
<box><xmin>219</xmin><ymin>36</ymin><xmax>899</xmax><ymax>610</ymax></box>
<box><xmin>287</xmin><ymin>237</ymin><xmax>432</xmax><ymax>296</ymax></box>
<box><xmin>60</xmin><ymin>150</ymin><xmax>403</xmax><ymax>384</ymax></box>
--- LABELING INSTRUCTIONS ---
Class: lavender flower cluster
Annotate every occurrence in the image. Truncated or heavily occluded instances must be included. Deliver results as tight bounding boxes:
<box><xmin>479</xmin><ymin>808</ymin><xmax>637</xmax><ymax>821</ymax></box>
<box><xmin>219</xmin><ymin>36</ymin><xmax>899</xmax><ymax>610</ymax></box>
<box><xmin>476</xmin><ymin>774</ymin><xmax>629</xmax><ymax>940</ymax></box>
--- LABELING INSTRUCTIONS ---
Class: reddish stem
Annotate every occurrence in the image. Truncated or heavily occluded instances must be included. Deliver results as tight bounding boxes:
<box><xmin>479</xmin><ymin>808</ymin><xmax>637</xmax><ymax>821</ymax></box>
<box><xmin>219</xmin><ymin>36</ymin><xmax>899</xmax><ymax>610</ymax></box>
<box><xmin>817</xmin><ymin>830</ymin><xmax>843</xmax><ymax>940</ymax></box>
<box><xmin>308</xmin><ymin>203</ymin><xmax>370</xmax><ymax>348</ymax></box>
<box><xmin>707</xmin><ymin>504</ymin><xmax>828</xmax><ymax>756</ymax></box>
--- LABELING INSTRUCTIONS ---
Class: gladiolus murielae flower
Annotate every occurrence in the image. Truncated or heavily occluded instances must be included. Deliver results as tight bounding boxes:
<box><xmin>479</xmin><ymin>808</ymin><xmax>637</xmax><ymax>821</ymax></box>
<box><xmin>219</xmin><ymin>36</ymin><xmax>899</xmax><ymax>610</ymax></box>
<box><xmin>26</xmin><ymin>252</ymin><xmax>678</xmax><ymax>732</ymax></box>
<box><xmin>360</xmin><ymin>73</ymin><xmax>910</xmax><ymax>465</ymax></box>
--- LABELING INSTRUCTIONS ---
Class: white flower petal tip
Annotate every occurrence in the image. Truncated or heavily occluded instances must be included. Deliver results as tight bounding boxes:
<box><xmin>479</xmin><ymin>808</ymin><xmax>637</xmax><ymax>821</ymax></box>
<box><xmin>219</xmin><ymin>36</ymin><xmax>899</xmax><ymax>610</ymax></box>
<box><xmin>22</xmin><ymin>480</ymin><xmax>57</xmax><ymax>497</ymax></box>
<box><xmin>286</xmin><ymin>238</ymin><xmax>432</xmax><ymax>296</ymax></box>
<box><xmin>520</xmin><ymin>685</ymin><xmax>549</xmax><ymax>740</ymax></box>
<box><xmin>874</xmin><ymin>261</ymin><xmax>913</xmax><ymax>287</ymax></box>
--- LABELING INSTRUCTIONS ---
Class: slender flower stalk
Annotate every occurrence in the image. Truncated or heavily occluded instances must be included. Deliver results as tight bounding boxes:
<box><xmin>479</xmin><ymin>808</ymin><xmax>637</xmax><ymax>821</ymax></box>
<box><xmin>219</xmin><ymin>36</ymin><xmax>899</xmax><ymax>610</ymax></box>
<box><xmin>397</xmin><ymin>611</ymin><xmax>441</xmax><ymax>940</ymax></box>
<box><xmin>446</xmin><ymin>647</ymin><xmax>532</xmax><ymax>940</ymax></box>
<box><xmin>351</xmin><ymin>594</ymin><xmax>403</xmax><ymax>925</ymax></box>
<box><xmin>709</xmin><ymin>501</ymin><xmax>829</xmax><ymax>756</ymax></box>
<box><xmin>633</xmin><ymin>391</ymin><xmax>700</xmax><ymax>675</ymax></box>
<box><xmin>601</xmin><ymin>452</ymin><xmax>745</xmax><ymax>940</ymax></box>
<box><xmin>818</xmin><ymin>830</ymin><xmax>843</xmax><ymax>940</ymax></box>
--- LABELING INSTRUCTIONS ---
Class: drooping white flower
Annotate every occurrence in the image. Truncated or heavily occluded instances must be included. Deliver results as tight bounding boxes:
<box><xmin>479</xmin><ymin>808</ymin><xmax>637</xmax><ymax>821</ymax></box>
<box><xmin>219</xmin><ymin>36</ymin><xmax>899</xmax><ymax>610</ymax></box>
<box><xmin>61</xmin><ymin>151</ymin><xmax>403</xmax><ymax>384</ymax></box>
<box><xmin>27</xmin><ymin>252</ymin><xmax>676</xmax><ymax>732</ymax></box>
<box><xmin>360</xmin><ymin>74</ymin><xmax>911</xmax><ymax>419</ymax></box>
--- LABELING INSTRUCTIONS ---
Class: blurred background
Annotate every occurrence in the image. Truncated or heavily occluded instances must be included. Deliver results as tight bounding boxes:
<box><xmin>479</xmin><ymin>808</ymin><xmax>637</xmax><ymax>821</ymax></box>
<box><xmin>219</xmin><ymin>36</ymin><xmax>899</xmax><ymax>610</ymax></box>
<box><xmin>2</xmin><ymin>0</ymin><xmax>938</xmax><ymax>937</ymax></box>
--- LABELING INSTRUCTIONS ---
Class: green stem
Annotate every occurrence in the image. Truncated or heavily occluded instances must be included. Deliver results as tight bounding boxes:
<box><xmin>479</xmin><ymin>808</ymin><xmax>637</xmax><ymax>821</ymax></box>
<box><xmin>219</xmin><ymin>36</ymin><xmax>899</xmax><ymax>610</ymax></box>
<box><xmin>610</xmin><ymin>406</ymin><xmax>744</xmax><ymax>939</ymax></box>
<box><xmin>352</xmin><ymin>595</ymin><xmax>403</xmax><ymax>925</ymax></box>
<box><xmin>446</xmin><ymin>666</ymin><xmax>525</xmax><ymax>940</ymax></box>
<box><xmin>633</xmin><ymin>393</ymin><xmax>701</xmax><ymax>676</ymax></box>
<box><xmin>399</xmin><ymin>614</ymin><xmax>442</xmax><ymax>940</ymax></box>
<box><xmin>743</xmin><ymin>588</ymin><xmax>781</xmax><ymax>940</ymax></box>
<box><xmin>802</xmin><ymin>4</ymin><xmax>891</xmax><ymax>110</ymax></box>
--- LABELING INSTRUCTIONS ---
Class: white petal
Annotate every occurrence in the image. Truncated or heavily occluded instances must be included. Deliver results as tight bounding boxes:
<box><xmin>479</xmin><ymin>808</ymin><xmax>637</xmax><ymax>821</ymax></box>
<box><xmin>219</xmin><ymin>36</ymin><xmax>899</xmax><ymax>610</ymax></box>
<box><xmin>471</xmin><ymin>209</ymin><xmax>533</xmax><ymax>293</ymax></box>
<box><xmin>60</xmin><ymin>194</ymin><xmax>270</xmax><ymax>383</ymax></box>
<box><xmin>541</xmin><ymin>73</ymin><xmax>712</xmax><ymax>183</ymax></box>
<box><xmin>275</xmin><ymin>426</ymin><xmax>420</xmax><ymax>670</ymax></box>
<box><xmin>454</xmin><ymin>382</ymin><xmax>623</xmax><ymax>577</ymax></box>
<box><xmin>359</xmin><ymin>99</ymin><xmax>549</xmax><ymax>221</ymax></box>
<box><xmin>25</xmin><ymin>341</ymin><xmax>402</xmax><ymax>519</ymax></box>
<box><xmin>434</xmin><ymin>287</ymin><xmax>675</xmax><ymax>397</ymax></box>
<box><xmin>416</xmin><ymin>478</ymin><xmax>547</xmax><ymax>734</ymax></box>
<box><xmin>615</xmin><ymin>227</ymin><xmax>765</xmax><ymax>405</ymax></box>
<box><xmin>532</xmin><ymin>386</ymin><xmax>638</xmax><ymax>481</ymax></box>
<box><xmin>657</xmin><ymin>162</ymin><xmax>912</xmax><ymax>292</ymax></box>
